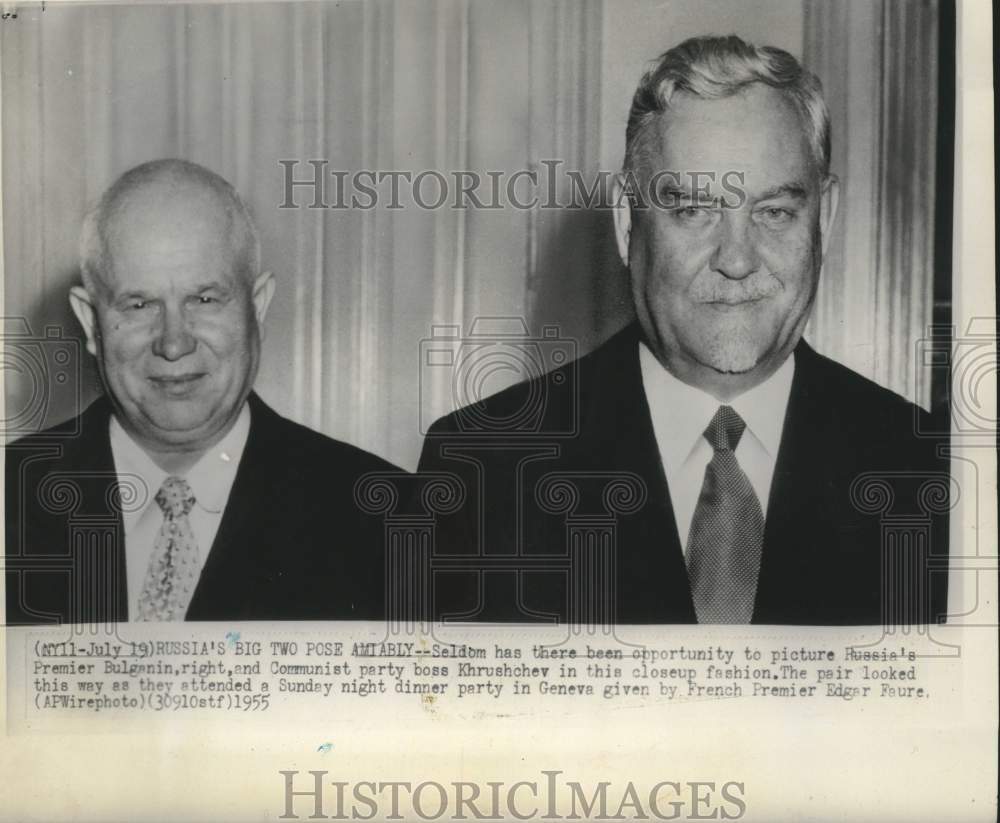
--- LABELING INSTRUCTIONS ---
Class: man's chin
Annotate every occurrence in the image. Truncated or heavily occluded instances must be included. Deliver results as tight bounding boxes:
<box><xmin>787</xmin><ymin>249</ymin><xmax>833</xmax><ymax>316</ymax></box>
<box><xmin>707</xmin><ymin>361</ymin><xmax>758</xmax><ymax>375</ymax></box>
<box><xmin>698</xmin><ymin>345</ymin><xmax>764</xmax><ymax>375</ymax></box>
<box><xmin>137</xmin><ymin>410</ymin><xmax>228</xmax><ymax>449</ymax></box>
<box><xmin>684</xmin><ymin>322</ymin><xmax>783</xmax><ymax>374</ymax></box>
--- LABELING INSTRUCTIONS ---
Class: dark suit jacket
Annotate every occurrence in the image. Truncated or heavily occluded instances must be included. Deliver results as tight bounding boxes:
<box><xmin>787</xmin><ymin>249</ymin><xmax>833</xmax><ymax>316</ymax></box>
<box><xmin>5</xmin><ymin>392</ymin><xmax>399</xmax><ymax>624</ymax></box>
<box><xmin>417</xmin><ymin>323</ymin><xmax>950</xmax><ymax>625</ymax></box>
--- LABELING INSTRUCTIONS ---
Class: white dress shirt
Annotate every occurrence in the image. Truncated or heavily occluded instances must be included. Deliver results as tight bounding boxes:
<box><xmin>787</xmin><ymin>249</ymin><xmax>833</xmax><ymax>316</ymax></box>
<box><xmin>638</xmin><ymin>342</ymin><xmax>794</xmax><ymax>552</ymax></box>
<box><xmin>109</xmin><ymin>404</ymin><xmax>251</xmax><ymax>619</ymax></box>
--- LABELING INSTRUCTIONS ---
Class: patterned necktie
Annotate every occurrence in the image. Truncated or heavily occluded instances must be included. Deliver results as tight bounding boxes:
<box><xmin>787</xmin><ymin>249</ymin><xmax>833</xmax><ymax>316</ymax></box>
<box><xmin>137</xmin><ymin>476</ymin><xmax>200</xmax><ymax>621</ymax></box>
<box><xmin>685</xmin><ymin>405</ymin><xmax>765</xmax><ymax>624</ymax></box>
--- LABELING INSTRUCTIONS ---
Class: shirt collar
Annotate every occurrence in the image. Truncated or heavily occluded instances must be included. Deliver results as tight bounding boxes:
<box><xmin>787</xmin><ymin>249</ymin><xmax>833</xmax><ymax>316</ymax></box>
<box><xmin>728</xmin><ymin>355</ymin><xmax>794</xmax><ymax>457</ymax></box>
<box><xmin>109</xmin><ymin>403</ymin><xmax>252</xmax><ymax>527</ymax></box>
<box><xmin>638</xmin><ymin>341</ymin><xmax>794</xmax><ymax>462</ymax></box>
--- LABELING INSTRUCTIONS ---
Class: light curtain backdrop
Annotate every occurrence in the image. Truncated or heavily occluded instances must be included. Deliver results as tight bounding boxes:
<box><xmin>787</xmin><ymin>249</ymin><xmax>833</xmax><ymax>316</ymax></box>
<box><xmin>2</xmin><ymin>0</ymin><xmax>945</xmax><ymax>470</ymax></box>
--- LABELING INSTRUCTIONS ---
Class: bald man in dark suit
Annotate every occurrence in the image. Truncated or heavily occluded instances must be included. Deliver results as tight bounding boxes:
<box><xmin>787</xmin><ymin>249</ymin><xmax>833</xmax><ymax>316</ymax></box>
<box><xmin>6</xmin><ymin>159</ymin><xmax>397</xmax><ymax>624</ymax></box>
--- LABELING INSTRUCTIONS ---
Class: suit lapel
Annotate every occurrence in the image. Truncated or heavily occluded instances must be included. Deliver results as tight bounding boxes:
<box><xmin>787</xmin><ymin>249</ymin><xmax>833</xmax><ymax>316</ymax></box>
<box><xmin>185</xmin><ymin>393</ymin><xmax>278</xmax><ymax>620</ymax></box>
<box><xmin>577</xmin><ymin>325</ymin><xmax>695</xmax><ymax>623</ymax></box>
<box><xmin>754</xmin><ymin>341</ymin><xmax>834</xmax><ymax>623</ymax></box>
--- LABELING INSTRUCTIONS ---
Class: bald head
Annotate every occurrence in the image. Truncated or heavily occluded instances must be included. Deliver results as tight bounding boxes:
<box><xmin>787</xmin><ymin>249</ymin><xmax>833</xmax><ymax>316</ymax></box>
<box><xmin>69</xmin><ymin>159</ymin><xmax>275</xmax><ymax>471</ymax></box>
<box><xmin>79</xmin><ymin>159</ymin><xmax>261</xmax><ymax>296</ymax></box>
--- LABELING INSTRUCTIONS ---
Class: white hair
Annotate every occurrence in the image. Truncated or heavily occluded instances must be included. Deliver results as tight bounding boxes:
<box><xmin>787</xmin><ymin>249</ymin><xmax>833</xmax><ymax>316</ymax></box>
<box><xmin>624</xmin><ymin>35</ymin><xmax>831</xmax><ymax>177</ymax></box>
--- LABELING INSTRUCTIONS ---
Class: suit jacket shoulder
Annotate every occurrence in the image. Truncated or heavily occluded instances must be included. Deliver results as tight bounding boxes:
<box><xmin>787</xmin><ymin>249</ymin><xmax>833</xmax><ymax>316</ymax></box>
<box><xmin>179</xmin><ymin>392</ymin><xmax>404</xmax><ymax>621</ymax></box>
<box><xmin>247</xmin><ymin>393</ymin><xmax>398</xmax><ymax>483</ymax></box>
<box><xmin>5</xmin><ymin>393</ymin><xmax>403</xmax><ymax>624</ymax></box>
<box><xmin>422</xmin><ymin>323</ymin><xmax>637</xmax><ymax>445</ymax></box>
<box><xmin>793</xmin><ymin>342</ymin><xmax>936</xmax><ymax>440</ymax></box>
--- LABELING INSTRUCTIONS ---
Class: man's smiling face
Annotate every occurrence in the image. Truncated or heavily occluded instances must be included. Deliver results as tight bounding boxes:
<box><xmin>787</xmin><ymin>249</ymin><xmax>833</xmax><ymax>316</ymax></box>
<box><xmin>76</xmin><ymin>182</ymin><xmax>270</xmax><ymax>458</ymax></box>
<box><xmin>621</xmin><ymin>83</ymin><xmax>838</xmax><ymax>395</ymax></box>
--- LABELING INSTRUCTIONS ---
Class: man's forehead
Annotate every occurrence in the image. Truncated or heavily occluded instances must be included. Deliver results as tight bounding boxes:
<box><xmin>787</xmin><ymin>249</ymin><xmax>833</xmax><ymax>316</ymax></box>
<box><xmin>100</xmin><ymin>196</ymin><xmax>240</xmax><ymax>293</ymax></box>
<box><xmin>108</xmin><ymin>181</ymin><xmax>230</xmax><ymax>237</ymax></box>
<box><xmin>645</xmin><ymin>85</ymin><xmax>815</xmax><ymax>186</ymax></box>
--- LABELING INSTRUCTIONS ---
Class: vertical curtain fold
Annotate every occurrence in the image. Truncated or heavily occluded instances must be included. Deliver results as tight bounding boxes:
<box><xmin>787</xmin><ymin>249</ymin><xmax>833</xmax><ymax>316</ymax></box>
<box><xmin>804</xmin><ymin>0</ymin><xmax>939</xmax><ymax>410</ymax></box>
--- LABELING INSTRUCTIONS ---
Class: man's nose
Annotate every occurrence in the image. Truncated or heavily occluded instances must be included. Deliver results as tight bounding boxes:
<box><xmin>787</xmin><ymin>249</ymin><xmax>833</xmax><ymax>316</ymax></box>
<box><xmin>152</xmin><ymin>307</ymin><xmax>197</xmax><ymax>361</ymax></box>
<box><xmin>709</xmin><ymin>214</ymin><xmax>761</xmax><ymax>280</ymax></box>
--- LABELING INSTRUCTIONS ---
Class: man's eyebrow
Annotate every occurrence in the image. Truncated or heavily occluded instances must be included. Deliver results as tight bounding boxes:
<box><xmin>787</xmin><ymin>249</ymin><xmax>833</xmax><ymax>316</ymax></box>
<box><xmin>658</xmin><ymin>184</ymin><xmax>716</xmax><ymax>203</ymax></box>
<box><xmin>756</xmin><ymin>183</ymin><xmax>808</xmax><ymax>201</ymax></box>
<box><xmin>113</xmin><ymin>289</ymin><xmax>152</xmax><ymax>301</ymax></box>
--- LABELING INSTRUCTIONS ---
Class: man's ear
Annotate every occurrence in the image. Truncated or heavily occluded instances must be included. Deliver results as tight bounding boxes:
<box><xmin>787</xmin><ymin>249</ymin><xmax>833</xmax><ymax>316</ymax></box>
<box><xmin>819</xmin><ymin>174</ymin><xmax>841</xmax><ymax>258</ymax></box>
<box><xmin>611</xmin><ymin>173</ymin><xmax>633</xmax><ymax>268</ymax></box>
<box><xmin>68</xmin><ymin>285</ymin><xmax>100</xmax><ymax>357</ymax></box>
<box><xmin>251</xmin><ymin>271</ymin><xmax>276</xmax><ymax>332</ymax></box>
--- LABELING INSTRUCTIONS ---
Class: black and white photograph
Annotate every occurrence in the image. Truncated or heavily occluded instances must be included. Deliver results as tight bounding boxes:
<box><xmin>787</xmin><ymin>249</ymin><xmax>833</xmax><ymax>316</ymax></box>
<box><xmin>1</xmin><ymin>0</ymin><xmax>995</xmax><ymax>820</ymax></box>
